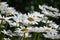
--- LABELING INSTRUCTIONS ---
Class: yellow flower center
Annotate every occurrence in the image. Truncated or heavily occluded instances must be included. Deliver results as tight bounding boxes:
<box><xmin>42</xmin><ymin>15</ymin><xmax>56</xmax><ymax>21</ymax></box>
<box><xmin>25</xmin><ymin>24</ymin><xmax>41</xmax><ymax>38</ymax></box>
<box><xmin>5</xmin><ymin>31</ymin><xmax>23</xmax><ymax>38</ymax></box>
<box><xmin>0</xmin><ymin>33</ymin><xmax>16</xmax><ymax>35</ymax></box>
<box><xmin>27</xmin><ymin>17</ymin><xmax>34</xmax><ymax>22</ymax></box>
<box><xmin>6</xmin><ymin>11</ymin><xmax>12</xmax><ymax>15</ymax></box>
<box><xmin>0</xmin><ymin>18</ymin><xmax>5</xmax><ymax>20</ymax></box>
<box><xmin>21</xmin><ymin>28</ymin><xmax>28</xmax><ymax>31</ymax></box>
<box><xmin>45</xmin><ymin>29</ymin><xmax>50</xmax><ymax>32</ymax></box>
<box><xmin>37</xmin><ymin>16</ymin><xmax>41</xmax><ymax>18</ymax></box>
<box><xmin>19</xmin><ymin>22</ymin><xmax>23</xmax><ymax>25</ymax></box>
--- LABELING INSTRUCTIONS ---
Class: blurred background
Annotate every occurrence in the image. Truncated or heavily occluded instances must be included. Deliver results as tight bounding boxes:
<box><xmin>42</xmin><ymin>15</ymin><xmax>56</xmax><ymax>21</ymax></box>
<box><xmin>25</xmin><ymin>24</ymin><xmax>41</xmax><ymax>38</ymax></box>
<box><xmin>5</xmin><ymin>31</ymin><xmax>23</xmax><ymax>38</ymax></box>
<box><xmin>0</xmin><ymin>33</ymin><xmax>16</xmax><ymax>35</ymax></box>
<box><xmin>1</xmin><ymin>0</ymin><xmax>60</xmax><ymax>24</ymax></box>
<box><xmin>1</xmin><ymin>0</ymin><xmax>60</xmax><ymax>13</ymax></box>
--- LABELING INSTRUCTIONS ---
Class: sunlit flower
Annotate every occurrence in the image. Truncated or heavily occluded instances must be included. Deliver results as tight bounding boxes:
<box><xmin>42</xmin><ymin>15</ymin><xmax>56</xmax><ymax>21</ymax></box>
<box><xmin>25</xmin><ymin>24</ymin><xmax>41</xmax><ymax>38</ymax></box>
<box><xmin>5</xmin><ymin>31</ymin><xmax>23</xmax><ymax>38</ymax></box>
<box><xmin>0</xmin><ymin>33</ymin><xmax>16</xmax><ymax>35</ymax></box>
<box><xmin>43</xmin><ymin>29</ymin><xmax>59</xmax><ymax>39</ymax></box>
<box><xmin>49</xmin><ymin>23</ymin><xmax>59</xmax><ymax>29</ymax></box>
<box><xmin>4</xmin><ymin>7</ymin><xmax>18</xmax><ymax>15</ymax></box>
<box><xmin>42</xmin><ymin>5</ymin><xmax>59</xmax><ymax>12</ymax></box>
<box><xmin>14</xmin><ymin>26</ymin><xmax>31</xmax><ymax>38</ymax></box>
<box><xmin>32</xmin><ymin>11</ymin><xmax>45</xmax><ymax>22</ymax></box>
<box><xmin>1</xmin><ymin>30</ymin><xmax>13</xmax><ymax>37</ymax></box>
<box><xmin>23</xmin><ymin>13</ymin><xmax>38</xmax><ymax>24</ymax></box>
<box><xmin>4</xmin><ymin>38</ymin><xmax>10</xmax><ymax>40</ymax></box>
<box><xmin>43</xmin><ymin>26</ymin><xmax>52</xmax><ymax>32</ymax></box>
<box><xmin>0</xmin><ymin>15</ymin><xmax>13</xmax><ymax>24</ymax></box>
<box><xmin>0</xmin><ymin>2</ymin><xmax>8</xmax><ymax>11</ymax></box>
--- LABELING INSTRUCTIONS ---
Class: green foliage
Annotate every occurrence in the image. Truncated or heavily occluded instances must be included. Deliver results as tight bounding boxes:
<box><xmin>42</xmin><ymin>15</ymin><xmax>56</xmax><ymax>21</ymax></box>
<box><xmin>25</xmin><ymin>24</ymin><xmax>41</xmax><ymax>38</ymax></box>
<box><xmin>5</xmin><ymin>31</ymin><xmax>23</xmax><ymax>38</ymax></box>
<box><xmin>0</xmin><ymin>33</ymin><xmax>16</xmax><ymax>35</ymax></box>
<box><xmin>1</xmin><ymin>0</ymin><xmax>60</xmax><ymax>13</ymax></box>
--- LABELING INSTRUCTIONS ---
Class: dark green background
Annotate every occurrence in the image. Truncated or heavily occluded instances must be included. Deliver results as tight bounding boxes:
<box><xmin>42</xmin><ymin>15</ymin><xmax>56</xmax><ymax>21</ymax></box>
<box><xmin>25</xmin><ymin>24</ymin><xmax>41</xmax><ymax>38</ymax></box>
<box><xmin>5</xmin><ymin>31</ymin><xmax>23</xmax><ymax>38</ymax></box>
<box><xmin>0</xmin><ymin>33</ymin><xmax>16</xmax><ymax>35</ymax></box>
<box><xmin>1</xmin><ymin>0</ymin><xmax>60</xmax><ymax>13</ymax></box>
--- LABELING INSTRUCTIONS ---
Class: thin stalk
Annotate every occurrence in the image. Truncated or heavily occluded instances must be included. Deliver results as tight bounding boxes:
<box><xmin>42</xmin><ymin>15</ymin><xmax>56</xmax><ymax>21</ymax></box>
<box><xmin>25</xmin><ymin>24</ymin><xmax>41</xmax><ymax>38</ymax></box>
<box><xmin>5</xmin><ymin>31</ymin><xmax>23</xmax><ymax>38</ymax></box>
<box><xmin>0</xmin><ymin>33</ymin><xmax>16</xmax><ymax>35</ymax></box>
<box><xmin>33</xmin><ymin>32</ymin><xmax>37</xmax><ymax>40</ymax></box>
<box><xmin>37</xmin><ymin>33</ymin><xmax>42</xmax><ymax>40</ymax></box>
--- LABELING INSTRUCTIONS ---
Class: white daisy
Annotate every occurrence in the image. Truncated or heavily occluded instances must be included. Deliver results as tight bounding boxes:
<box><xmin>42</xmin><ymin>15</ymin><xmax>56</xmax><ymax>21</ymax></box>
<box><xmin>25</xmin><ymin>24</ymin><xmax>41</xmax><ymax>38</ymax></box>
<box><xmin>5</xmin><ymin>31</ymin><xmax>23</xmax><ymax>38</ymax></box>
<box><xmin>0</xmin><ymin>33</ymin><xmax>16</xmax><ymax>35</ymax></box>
<box><xmin>49</xmin><ymin>23</ymin><xmax>59</xmax><ymax>29</ymax></box>
<box><xmin>0</xmin><ymin>2</ymin><xmax>8</xmax><ymax>11</ymax></box>
<box><xmin>43</xmin><ymin>26</ymin><xmax>52</xmax><ymax>32</ymax></box>
<box><xmin>4</xmin><ymin>7</ymin><xmax>18</xmax><ymax>15</ymax></box>
<box><xmin>14</xmin><ymin>27</ymin><xmax>31</xmax><ymax>38</ymax></box>
<box><xmin>43</xmin><ymin>29</ymin><xmax>59</xmax><ymax>39</ymax></box>
<box><xmin>12</xmin><ymin>13</ymin><xmax>24</xmax><ymax>26</ymax></box>
<box><xmin>23</xmin><ymin>13</ymin><xmax>38</xmax><ymax>25</ymax></box>
<box><xmin>4</xmin><ymin>38</ymin><xmax>10</xmax><ymax>40</ymax></box>
<box><xmin>42</xmin><ymin>5</ymin><xmax>59</xmax><ymax>12</ymax></box>
<box><xmin>1</xmin><ymin>30</ymin><xmax>13</xmax><ymax>37</ymax></box>
<box><xmin>32</xmin><ymin>11</ymin><xmax>44</xmax><ymax>22</ymax></box>
<box><xmin>0</xmin><ymin>15</ymin><xmax>13</xmax><ymax>24</ymax></box>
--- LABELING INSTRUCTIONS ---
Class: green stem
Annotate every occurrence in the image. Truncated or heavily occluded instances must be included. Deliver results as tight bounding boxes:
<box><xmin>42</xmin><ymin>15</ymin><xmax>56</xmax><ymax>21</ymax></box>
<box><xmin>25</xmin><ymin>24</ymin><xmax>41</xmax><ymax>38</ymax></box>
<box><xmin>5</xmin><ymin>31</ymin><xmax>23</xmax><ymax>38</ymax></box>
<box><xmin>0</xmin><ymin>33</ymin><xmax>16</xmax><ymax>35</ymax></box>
<box><xmin>23</xmin><ymin>33</ymin><xmax>27</xmax><ymax>40</ymax></box>
<box><xmin>23</xmin><ymin>38</ymin><xmax>27</xmax><ymax>40</ymax></box>
<box><xmin>21</xmin><ymin>37</ymin><xmax>23</xmax><ymax>40</ymax></box>
<box><xmin>37</xmin><ymin>33</ymin><xmax>40</xmax><ymax>40</ymax></box>
<box><xmin>33</xmin><ymin>32</ymin><xmax>37</xmax><ymax>40</ymax></box>
<box><xmin>37</xmin><ymin>33</ymin><xmax>42</xmax><ymax>40</ymax></box>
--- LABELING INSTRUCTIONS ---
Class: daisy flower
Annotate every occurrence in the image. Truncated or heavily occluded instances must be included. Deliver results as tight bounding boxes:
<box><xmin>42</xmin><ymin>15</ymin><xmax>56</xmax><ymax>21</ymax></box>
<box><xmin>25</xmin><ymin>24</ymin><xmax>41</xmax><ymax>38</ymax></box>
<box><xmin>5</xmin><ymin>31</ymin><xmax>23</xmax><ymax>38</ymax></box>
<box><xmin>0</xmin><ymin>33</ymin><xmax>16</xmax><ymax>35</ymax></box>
<box><xmin>0</xmin><ymin>2</ymin><xmax>8</xmax><ymax>11</ymax></box>
<box><xmin>4</xmin><ymin>7</ymin><xmax>18</xmax><ymax>16</ymax></box>
<box><xmin>23</xmin><ymin>13</ymin><xmax>38</xmax><ymax>25</ymax></box>
<box><xmin>42</xmin><ymin>5</ymin><xmax>59</xmax><ymax>12</ymax></box>
<box><xmin>4</xmin><ymin>38</ymin><xmax>10</xmax><ymax>40</ymax></box>
<box><xmin>43</xmin><ymin>29</ymin><xmax>59</xmax><ymax>39</ymax></box>
<box><xmin>14</xmin><ymin>26</ymin><xmax>31</xmax><ymax>38</ymax></box>
<box><xmin>12</xmin><ymin>13</ymin><xmax>24</xmax><ymax>25</ymax></box>
<box><xmin>1</xmin><ymin>30</ymin><xmax>13</xmax><ymax>37</ymax></box>
<box><xmin>0</xmin><ymin>14</ymin><xmax>13</xmax><ymax>24</ymax></box>
<box><xmin>32</xmin><ymin>11</ymin><xmax>45</xmax><ymax>22</ymax></box>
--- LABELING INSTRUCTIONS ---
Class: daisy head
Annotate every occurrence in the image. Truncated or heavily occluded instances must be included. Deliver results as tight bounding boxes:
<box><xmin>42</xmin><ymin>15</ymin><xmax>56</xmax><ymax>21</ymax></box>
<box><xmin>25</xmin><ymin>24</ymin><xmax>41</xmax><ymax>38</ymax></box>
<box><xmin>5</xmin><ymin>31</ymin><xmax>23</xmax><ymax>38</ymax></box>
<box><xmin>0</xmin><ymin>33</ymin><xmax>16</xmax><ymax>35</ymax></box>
<box><xmin>23</xmin><ymin>13</ymin><xmax>38</xmax><ymax>25</ymax></box>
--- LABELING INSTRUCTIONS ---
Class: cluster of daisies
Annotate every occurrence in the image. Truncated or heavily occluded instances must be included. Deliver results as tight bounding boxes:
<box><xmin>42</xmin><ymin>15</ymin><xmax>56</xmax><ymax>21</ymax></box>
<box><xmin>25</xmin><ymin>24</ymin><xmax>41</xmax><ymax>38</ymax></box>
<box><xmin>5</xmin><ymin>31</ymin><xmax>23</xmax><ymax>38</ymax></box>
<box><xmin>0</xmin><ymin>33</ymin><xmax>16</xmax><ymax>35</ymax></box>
<box><xmin>0</xmin><ymin>2</ymin><xmax>60</xmax><ymax>40</ymax></box>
